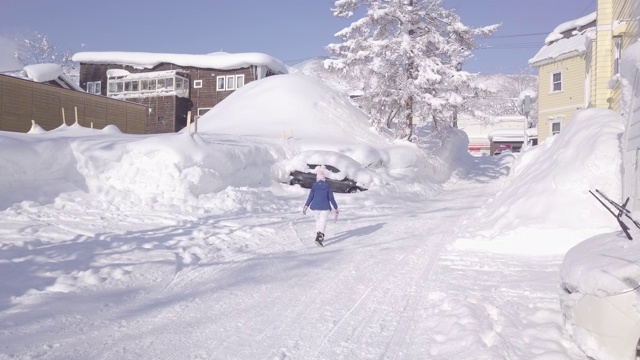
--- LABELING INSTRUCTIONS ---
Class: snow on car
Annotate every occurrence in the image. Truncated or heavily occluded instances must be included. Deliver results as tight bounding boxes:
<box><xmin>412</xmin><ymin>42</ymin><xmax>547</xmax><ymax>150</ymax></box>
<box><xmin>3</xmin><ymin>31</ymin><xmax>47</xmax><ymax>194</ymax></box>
<box><xmin>286</xmin><ymin>150</ymin><xmax>377</xmax><ymax>193</ymax></box>
<box><xmin>560</xmin><ymin>230</ymin><xmax>640</xmax><ymax>360</ymax></box>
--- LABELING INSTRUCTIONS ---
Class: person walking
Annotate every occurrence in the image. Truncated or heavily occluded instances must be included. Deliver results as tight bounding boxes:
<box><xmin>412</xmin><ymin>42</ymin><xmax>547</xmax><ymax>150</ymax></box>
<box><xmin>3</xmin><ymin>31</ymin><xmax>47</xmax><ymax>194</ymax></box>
<box><xmin>302</xmin><ymin>168</ymin><xmax>339</xmax><ymax>247</ymax></box>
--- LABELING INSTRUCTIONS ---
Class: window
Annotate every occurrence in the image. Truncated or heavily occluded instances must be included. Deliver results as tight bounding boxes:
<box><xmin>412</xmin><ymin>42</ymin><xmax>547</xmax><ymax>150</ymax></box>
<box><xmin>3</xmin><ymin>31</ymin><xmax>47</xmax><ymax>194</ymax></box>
<box><xmin>549</xmin><ymin>117</ymin><xmax>563</xmax><ymax>136</ymax></box>
<box><xmin>86</xmin><ymin>81</ymin><xmax>101</xmax><ymax>95</ymax></box>
<box><xmin>614</xmin><ymin>37</ymin><xmax>622</xmax><ymax>75</ymax></box>
<box><xmin>197</xmin><ymin>108</ymin><xmax>211</xmax><ymax>117</ymax></box>
<box><xmin>236</xmin><ymin>74</ymin><xmax>244</xmax><ymax>89</ymax></box>
<box><xmin>107</xmin><ymin>72</ymin><xmax>189</xmax><ymax>98</ymax></box>
<box><xmin>194</xmin><ymin>80</ymin><xmax>203</xmax><ymax>88</ymax></box>
<box><xmin>551</xmin><ymin>71</ymin><xmax>562</xmax><ymax>92</ymax></box>
<box><xmin>226</xmin><ymin>75</ymin><xmax>235</xmax><ymax>90</ymax></box>
<box><xmin>216</xmin><ymin>76</ymin><xmax>225</xmax><ymax>91</ymax></box>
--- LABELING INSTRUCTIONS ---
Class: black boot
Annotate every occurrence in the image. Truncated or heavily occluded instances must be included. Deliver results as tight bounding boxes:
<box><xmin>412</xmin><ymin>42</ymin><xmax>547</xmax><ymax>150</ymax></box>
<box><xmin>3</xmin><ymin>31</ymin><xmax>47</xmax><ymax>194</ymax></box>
<box><xmin>315</xmin><ymin>232</ymin><xmax>324</xmax><ymax>247</ymax></box>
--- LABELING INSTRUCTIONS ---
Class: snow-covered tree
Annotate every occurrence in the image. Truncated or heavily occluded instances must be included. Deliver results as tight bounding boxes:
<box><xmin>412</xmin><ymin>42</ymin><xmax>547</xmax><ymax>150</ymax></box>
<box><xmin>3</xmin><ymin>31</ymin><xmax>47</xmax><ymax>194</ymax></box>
<box><xmin>14</xmin><ymin>31</ymin><xmax>78</xmax><ymax>80</ymax></box>
<box><xmin>325</xmin><ymin>0</ymin><xmax>499</xmax><ymax>141</ymax></box>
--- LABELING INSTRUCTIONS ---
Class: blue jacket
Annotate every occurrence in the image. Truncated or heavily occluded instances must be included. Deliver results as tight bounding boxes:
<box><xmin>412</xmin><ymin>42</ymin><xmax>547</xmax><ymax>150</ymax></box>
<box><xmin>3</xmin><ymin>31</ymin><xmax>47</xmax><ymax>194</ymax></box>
<box><xmin>305</xmin><ymin>180</ymin><xmax>338</xmax><ymax>211</ymax></box>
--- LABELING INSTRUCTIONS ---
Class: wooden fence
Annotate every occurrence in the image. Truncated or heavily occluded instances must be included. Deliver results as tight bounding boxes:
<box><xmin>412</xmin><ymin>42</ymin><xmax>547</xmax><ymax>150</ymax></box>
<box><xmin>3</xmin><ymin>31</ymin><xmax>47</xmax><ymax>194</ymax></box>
<box><xmin>0</xmin><ymin>74</ymin><xmax>148</xmax><ymax>134</ymax></box>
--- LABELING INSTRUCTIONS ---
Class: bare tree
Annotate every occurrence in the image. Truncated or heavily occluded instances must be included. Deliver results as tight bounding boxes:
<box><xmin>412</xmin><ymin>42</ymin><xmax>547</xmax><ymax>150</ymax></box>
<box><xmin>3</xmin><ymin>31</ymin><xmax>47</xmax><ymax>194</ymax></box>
<box><xmin>14</xmin><ymin>31</ymin><xmax>77</xmax><ymax>78</ymax></box>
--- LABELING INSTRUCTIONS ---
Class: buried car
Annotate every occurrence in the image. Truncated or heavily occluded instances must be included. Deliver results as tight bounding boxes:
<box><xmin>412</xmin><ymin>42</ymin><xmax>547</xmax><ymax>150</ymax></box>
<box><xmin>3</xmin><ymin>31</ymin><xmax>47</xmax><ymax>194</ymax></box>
<box><xmin>560</xmin><ymin>231</ymin><xmax>640</xmax><ymax>360</ymax></box>
<box><xmin>286</xmin><ymin>150</ymin><xmax>376</xmax><ymax>193</ymax></box>
<box><xmin>289</xmin><ymin>164</ymin><xmax>366</xmax><ymax>193</ymax></box>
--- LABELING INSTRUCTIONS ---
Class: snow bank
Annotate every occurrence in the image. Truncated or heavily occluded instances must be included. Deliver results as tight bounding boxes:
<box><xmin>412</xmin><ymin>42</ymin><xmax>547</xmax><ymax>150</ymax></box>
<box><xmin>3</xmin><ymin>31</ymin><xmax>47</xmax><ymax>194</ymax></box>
<box><xmin>0</xmin><ymin>125</ymin><xmax>288</xmax><ymax>212</ymax></box>
<box><xmin>455</xmin><ymin>108</ymin><xmax>625</xmax><ymax>255</ymax></box>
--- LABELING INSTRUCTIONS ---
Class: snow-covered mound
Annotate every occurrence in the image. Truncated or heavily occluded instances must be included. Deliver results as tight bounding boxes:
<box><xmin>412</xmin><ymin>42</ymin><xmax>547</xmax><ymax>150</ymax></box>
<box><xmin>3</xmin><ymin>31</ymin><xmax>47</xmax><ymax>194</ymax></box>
<box><xmin>455</xmin><ymin>108</ymin><xmax>625</xmax><ymax>254</ymax></box>
<box><xmin>195</xmin><ymin>73</ymin><xmax>386</xmax><ymax>148</ymax></box>
<box><xmin>0</xmin><ymin>125</ymin><xmax>289</xmax><ymax>211</ymax></box>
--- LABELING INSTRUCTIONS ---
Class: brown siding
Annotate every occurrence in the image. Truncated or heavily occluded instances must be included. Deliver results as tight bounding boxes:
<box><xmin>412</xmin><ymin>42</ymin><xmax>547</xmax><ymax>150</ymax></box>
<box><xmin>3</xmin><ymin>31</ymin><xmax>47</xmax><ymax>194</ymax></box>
<box><xmin>0</xmin><ymin>74</ymin><xmax>148</xmax><ymax>134</ymax></box>
<box><xmin>128</xmin><ymin>96</ymin><xmax>182</xmax><ymax>134</ymax></box>
<box><xmin>0</xmin><ymin>78</ymin><xmax>2</xmax><ymax>130</ymax></box>
<box><xmin>2</xmin><ymin>76</ymin><xmax>33</xmax><ymax>132</ymax></box>
<box><xmin>78</xmin><ymin>61</ymin><xmax>262</xmax><ymax>130</ymax></box>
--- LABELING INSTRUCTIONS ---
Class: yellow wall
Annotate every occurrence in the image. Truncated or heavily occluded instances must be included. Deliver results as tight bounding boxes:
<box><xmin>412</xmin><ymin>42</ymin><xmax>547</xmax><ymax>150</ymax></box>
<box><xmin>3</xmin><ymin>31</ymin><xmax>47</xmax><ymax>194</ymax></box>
<box><xmin>608</xmin><ymin>0</ymin><xmax>640</xmax><ymax>114</ymax></box>
<box><xmin>536</xmin><ymin>56</ymin><xmax>587</xmax><ymax>143</ymax></box>
<box><xmin>594</xmin><ymin>0</ymin><xmax>614</xmax><ymax>108</ymax></box>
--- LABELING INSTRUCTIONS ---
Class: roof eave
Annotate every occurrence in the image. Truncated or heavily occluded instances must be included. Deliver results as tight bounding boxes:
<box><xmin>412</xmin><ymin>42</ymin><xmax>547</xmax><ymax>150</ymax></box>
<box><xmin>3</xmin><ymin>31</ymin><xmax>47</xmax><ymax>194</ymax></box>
<box><xmin>528</xmin><ymin>51</ymin><xmax>583</xmax><ymax>68</ymax></box>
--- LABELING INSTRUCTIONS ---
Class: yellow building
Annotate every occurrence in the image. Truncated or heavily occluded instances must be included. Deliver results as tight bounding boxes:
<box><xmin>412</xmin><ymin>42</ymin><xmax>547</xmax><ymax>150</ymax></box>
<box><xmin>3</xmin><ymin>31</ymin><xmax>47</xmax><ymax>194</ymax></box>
<box><xmin>593</xmin><ymin>0</ymin><xmax>639</xmax><ymax>112</ymax></box>
<box><xmin>530</xmin><ymin>1</ymin><xmax>639</xmax><ymax>144</ymax></box>
<box><xmin>529</xmin><ymin>13</ymin><xmax>596</xmax><ymax>144</ymax></box>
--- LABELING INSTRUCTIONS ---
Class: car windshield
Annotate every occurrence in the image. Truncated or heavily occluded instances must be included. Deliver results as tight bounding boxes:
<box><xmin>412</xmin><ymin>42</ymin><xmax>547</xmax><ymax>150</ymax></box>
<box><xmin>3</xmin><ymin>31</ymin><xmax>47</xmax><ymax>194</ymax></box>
<box><xmin>307</xmin><ymin>164</ymin><xmax>340</xmax><ymax>173</ymax></box>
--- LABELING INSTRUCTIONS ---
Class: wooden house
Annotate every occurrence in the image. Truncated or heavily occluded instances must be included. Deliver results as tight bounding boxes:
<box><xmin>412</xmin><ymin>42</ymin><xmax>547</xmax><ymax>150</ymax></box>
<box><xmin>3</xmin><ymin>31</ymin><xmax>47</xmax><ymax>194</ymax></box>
<box><xmin>0</xmin><ymin>63</ymin><xmax>147</xmax><ymax>133</ymax></box>
<box><xmin>72</xmin><ymin>51</ymin><xmax>288</xmax><ymax>134</ymax></box>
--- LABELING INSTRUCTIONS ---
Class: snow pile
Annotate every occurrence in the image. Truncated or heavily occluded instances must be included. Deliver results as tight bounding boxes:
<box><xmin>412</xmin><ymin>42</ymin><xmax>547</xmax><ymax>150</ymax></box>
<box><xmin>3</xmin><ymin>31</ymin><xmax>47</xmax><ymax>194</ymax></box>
<box><xmin>23</xmin><ymin>63</ymin><xmax>62</xmax><ymax>82</ymax></box>
<box><xmin>196</xmin><ymin>73</ymin><xmax>386</xmax><ymax>148</ymax></box>
<box><xmin>0</xmin><ymin>127</ymin><xmax>289</xmax><ymax>212</ymax></box>
<box><xmin>455</xmin><ymin>108</ymin><xmax>625</xmax><ymax>255</ymax></box>
<box><xmin>1</xmin><ymin>71</ymin><xmax>459</xmax><ymax>212</ymax></box>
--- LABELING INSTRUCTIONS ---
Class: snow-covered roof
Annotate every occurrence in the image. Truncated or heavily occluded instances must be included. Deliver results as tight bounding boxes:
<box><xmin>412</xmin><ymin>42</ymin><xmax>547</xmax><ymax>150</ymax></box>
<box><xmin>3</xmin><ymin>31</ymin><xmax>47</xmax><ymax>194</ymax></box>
<box><xmin>545</xmin><ymin>12</ymin><xmax>596</xmax><ymax>44</ymax></box>
<box><xmin>72</xmin><ymin>51</ymin><xmax>288</xmax><ymax>74</ymax></box>
<box><xmin>3</xmin><ymin>63</ymin><xmax>84</xmax><ymax>92</ymax></box>
<box><xmin>488</xmin><ymin>128</ymin><xmax>524</xmax><ymax>142</ymax></box>
<box><xmin>529</xmin><ymin>28</ymin><xmax>595</xmax><ymax>66</ymax></box>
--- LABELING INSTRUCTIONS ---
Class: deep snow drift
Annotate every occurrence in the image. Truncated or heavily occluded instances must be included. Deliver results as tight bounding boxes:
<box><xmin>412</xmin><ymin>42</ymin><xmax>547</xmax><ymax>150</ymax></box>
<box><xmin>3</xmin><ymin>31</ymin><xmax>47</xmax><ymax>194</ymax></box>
<box><xmin>0</xmin><ymin>69</ymin><xmax>634</xmax><ymax>359</ymax></box>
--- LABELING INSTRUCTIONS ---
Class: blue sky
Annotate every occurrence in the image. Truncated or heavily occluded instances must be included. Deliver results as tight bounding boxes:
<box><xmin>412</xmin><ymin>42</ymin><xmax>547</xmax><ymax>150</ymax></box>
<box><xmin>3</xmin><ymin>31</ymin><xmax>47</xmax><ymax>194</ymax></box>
<box><xmin>0</xmin><ymin>0</ymin><xmax>596</xmax><ymax>74</ymax></box>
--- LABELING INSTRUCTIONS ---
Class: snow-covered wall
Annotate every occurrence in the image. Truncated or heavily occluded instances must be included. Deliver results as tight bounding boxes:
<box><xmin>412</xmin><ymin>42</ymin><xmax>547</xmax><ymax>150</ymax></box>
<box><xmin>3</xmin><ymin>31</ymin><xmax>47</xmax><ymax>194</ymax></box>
<box><xmin>620</xmin><ymin>41</ymin><xmax>640</xmax><ymax>209</ymax></box>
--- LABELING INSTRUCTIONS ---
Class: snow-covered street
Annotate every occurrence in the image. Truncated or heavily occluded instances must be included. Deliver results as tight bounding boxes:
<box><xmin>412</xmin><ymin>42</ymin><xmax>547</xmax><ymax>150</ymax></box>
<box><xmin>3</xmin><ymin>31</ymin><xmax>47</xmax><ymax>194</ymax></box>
<box><xmin>0</xmin><ymin>153</ymin><xmax>587</xmax><ymax>359</ymax></box>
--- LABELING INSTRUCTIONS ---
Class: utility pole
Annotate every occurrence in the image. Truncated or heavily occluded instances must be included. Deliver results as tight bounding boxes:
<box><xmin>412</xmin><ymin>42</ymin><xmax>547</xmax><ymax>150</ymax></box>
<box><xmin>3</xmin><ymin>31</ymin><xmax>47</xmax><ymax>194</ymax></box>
<box><xmin>522</xmin><ymin>94</ymin><xmax>531</xmax><ymax>149</ymax></box>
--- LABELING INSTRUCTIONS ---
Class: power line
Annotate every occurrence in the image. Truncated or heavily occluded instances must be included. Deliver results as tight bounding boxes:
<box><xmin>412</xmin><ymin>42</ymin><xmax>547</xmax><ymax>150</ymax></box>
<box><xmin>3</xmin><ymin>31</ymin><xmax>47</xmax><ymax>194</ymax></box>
<box><xmin>579</xmin><ymin>0</ymin><xmax>596</xmax><ymax>15</ymax></box>
<box><xmin>485</xmin><ymin>32</ymin><xmax>548</xmax><ymax>39</ymax></box>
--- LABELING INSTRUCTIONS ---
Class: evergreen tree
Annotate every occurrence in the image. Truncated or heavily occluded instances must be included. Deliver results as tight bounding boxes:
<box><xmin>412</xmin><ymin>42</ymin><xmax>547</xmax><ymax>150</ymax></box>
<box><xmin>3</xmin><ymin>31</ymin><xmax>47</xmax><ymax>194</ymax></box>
<box><xmin>326</xmin><ymin>0</ymin><xmax>498</xmax><ymax>141</ymax></box>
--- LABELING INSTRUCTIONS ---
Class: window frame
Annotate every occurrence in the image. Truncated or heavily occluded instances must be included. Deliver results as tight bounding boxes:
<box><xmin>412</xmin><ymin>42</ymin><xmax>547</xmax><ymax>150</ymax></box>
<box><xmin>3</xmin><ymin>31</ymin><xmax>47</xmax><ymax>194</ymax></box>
<box><xmin>549</xmin><ymin>117</ymin><xmax>563</xmax><ymax>136</ymax></box>
<box><xmin>235</xmin><ymin>74</ymin><xmax>245</xmax><ymax>89</ymax></box>
<box><xmin>550</xmin><ymin>70</ymin><xmax>562</xmax><ymax>93</ymax></box>
<box><xmin>216</xmin><ymin>76</ymin><xmax>225</xmax><ymax>91</ymax></box>
<box><xmin>226</xmin><ymin>75</ymin><xmax>235</xmax><ymax>91</ymax></box>
<box><xmin>614</xmin><ymin>37</ymin><xmax>622</xmax><ymax>75</ymax></box>
<box><xmin>86</xmin><ymin>80</ymin><xmax>102</xmax><ymax>95</ymax></box>
<box><xmin>197</xmin><ymin>107</ymin><xmax>212</xmax><ymax>117</ymax></box>
<box><xmin>193</xmin><ymin>79</ymin><xmax>203</xmax><ymax>88</ymax></box>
